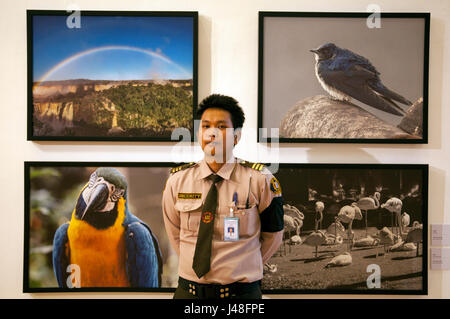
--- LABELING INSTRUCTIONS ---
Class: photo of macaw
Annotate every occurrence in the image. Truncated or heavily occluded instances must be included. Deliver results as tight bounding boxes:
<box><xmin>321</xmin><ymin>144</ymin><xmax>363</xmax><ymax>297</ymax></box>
<box><xmin>52</xmin><ymin>167</ymin><xmax>162</xmax><ymax>288</ymax></box>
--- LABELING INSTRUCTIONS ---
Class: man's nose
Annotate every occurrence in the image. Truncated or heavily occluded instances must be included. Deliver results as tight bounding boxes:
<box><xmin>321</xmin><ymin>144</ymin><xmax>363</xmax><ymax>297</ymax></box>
<box><xmin>205</xmin><ymin>128</ymin><xmax>221</xmax><ymax>139</ymax></box>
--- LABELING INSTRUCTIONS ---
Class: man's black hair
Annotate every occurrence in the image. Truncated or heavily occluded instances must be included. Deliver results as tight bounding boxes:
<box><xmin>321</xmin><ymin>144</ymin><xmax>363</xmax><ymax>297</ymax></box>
<box><xmin>196</xmin><ymin>94</ymin><xmax>245</xmax><ymax>129</ymax></box>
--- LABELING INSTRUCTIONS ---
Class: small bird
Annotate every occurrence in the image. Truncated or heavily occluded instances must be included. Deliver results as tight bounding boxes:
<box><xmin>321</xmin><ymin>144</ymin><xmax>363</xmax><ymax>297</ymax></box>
<box><xmin>52</xmin><ymin>167</ymin><xmax>163</xmax><ymax>288</ymax></box>
<box><xmin>310</xmin><ymin>42</ymin><xmax>412</xmax><ymax>116</ymax></box>
<box><xmin>325</xmin><ymin>252</ymin><xmax>352</xmax><ymax>268</ymax></box>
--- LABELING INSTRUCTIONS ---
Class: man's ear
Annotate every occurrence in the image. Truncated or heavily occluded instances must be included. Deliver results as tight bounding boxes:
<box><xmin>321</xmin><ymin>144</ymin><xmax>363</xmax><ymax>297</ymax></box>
<box><xmin>234</xmin><ymin>128</ymin><xmax>242</xmax><ymax>145</ymax></box>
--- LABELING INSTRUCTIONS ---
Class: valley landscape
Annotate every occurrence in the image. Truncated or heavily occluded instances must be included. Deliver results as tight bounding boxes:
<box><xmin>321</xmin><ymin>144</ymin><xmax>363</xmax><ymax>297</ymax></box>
<box><xmin>33</xmin><ymin>79</ymin><xmax>193</xmax><ymax>138</ymax></box>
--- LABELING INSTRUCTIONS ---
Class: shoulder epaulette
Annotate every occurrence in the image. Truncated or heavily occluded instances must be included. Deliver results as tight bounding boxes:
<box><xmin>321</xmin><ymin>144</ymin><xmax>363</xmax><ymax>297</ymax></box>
<box><xmin>239</xmin><ymin>160</ymin><xmax>265</xmax><ymax>171</ymax></box>
<box><xmin>170</xmin><ymin>162</ymin><xmax>196</xmax><ymax>174</ymax></box>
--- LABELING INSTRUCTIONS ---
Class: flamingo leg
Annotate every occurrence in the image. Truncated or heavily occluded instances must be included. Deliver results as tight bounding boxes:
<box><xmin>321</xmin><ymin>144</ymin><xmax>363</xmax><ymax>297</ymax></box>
<box><xmin>391</xmin><ymin>214</ymin><xmax>394</xmax><ymax>236</ymax></box>
<box><xmin>365</xmin><ymin>210</ymin><xmax>368</xmax><ymax>237</ymax></box>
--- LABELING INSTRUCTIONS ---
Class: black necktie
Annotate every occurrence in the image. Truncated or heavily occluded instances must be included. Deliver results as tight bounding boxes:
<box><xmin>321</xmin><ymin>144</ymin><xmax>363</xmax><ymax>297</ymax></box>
<box><xmin>192</xmin><ymin>174</ymin><xmax>223</xmax><ymax>278</ymax></box>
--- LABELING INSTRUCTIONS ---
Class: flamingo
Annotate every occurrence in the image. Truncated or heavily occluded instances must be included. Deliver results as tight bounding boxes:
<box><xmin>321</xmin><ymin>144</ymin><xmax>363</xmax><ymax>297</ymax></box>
<box><xmin>401</xmin><ymin>212</ymin><xmax>411</xmax><ymax>234</ymax></box>
<box><xmin>315</xmin><ymin>201</ymin><xmax>325</xmax><ymax>231</ymax></box>
<box><xmin>356</xmin><ymin>192</ymin><xmax>380</xmax><ymax>236</ymax></box>
<box><xmin>289</xmin><ymin>235</ymin><xmax>302</xmax><ymax>245</ymax></box>
<box><xmin>405</xmin><ymin>221</ymin><xmax>423</xmax><ymax>257</ymax></box>
<box><xmin>325</xmin><ymin>252</ymin><xmax>352</xmax><ymax>268</ymax></box>
<box><xmin>304</xmin><ymin>231</ymin><xmax>327</xmax><ymax>258</ymax></box>
<box><xmin>337</xmin><ymin>203</ymin><xmax>363</xmax><ymax>251</ymax></box>
<box><xmin>263</xmin><ymin>263</ymin><xmax>278</xmax><ymax>273</ymax></box>
<box><xmin>388</xmin><ymin>240</ymin><xmax>416</xmax><ymax>252</ymax></box>
<box><xmin>377</xmin><ymin>227</ymin><xmax>396</xmax><ymax>258</ymax></box>
<box><xmin>381</xmin><ymin>197</ymin><xmax>403</xmax><ymax>240</ymax></box>
<box><xmin>324</xmin><ymin>234</ymin><xmax>344</xmax><ymax>245</ymax></box>
<box><xmin>281</xmin><ymin>204</ymin><xmax>305</xmax><ymax>255</ymax></box>
<box><xmin>353</xmin><ymin>235</ymin><xmax>380</xmax><ymax>248</ymax></box>
<box><xmin>326</xmin><ymin>218</ymin><xmax>346</xmax><ymax>244</ymax></box>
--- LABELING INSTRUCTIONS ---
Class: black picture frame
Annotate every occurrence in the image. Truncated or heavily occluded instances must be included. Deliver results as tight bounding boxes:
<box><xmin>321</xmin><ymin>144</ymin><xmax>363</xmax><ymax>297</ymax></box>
<box><xmin>262</xmin><ymin>163</ymin><xmax>428</xmax><ymax>295</ymax></box>
<box><xmin>27</xmin><ymin>10</ymin><xmax>198</xmax><ymax>142</ymax></box>
<box><xmin>24</xmin><ymin>162</ymin><xmax>428</xmax><ymax>295</ymax></box>
<box><xmin>24</xmin><ymin>161</ymin><xmax>176</xmax><ymax>293</ymax></box>
<box><xmin>258</xmin><ymin>12</ymin><xmax>430</xmax><ymax>144</ymax></box>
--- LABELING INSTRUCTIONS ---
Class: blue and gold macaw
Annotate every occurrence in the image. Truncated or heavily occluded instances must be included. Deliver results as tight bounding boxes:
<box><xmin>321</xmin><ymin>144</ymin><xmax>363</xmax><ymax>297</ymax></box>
<box><xmin>52</xmin><ymin>167</ymin><xmax>162</xmax><ymax>288</ymax></box>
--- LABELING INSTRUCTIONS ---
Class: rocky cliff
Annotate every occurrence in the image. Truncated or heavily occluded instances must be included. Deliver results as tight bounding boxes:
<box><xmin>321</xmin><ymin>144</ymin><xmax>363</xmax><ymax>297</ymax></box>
<box><xmin>34</xmin><ymin>101</ymin><xmax>74</xmax><ymax>125</ymax></box>
<box><xmin>279</xmin><ymin>95</ymin><xmax>422</xmax><ymax>139</ymax></box>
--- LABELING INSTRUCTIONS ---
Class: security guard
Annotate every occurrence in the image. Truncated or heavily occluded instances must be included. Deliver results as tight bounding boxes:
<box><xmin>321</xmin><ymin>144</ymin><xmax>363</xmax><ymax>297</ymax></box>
<box><xmin>162</xmin><ymin>94</ymin><xmax>284</xmax><ymax>299</ymax></box>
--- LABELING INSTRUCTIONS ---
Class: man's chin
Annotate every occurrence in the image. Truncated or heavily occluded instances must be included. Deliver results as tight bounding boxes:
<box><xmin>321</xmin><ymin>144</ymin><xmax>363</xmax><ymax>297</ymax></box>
<box><xmin>205</xmin><ymin>151</ymin><xmax>226</xmax><ymax>164</ymax></box>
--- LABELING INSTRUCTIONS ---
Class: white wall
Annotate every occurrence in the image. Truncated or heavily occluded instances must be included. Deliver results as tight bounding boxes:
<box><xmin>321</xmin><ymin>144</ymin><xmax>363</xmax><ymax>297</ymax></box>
<box><xmin>0</xmin><ymin>0</ymin><xmax>449</xmax><ymax>299</ymax></box>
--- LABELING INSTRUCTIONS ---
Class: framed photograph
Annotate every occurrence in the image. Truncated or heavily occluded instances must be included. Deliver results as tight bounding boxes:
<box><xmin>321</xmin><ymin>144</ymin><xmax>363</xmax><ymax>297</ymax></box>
<box><xmin>258</xmin><ymin>12</ymin><xmax>430</xmax><ymax>143</ymax></box>
<box><xmin>24</xmin><ymin>162</ymin><xmax>427</xmax><ymax>294</ymax></box>
<box><xmin>263</xmin><ymin>163</ymin><xmax>428</xmax><ymax>295</ymax></box>
<box><xmin>24</xmin><ymin>162</ymin><xmax>176</xmax><ymax>292</ymax></box>
<box><xmin>27</xmin><ymin>10</ymin><xmax>198</xmax><ymax>141</ymax></box>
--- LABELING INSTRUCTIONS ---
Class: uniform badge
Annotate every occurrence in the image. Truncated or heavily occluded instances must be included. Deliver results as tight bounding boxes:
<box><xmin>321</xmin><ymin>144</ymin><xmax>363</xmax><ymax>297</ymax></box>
<box><xmin>201</xmin><ymin>212</ymin><xmax>213</xmax><ymax>223</ymax></box>
<box><xmin>270</xmin><ymin>177</ymin><xmax>282</xmax><ymax>195</ymax></box>
<box><xmin>178</xmin><ymin>193</ymin><xmax>202</xmax><ymax>199</ymax></box>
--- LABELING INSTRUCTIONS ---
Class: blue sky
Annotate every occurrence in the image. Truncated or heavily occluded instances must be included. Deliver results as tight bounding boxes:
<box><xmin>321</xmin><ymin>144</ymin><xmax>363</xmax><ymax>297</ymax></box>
<box><xmin>33</xmin><ymin>15</ymin><xmax>194</xmax><ymax>81</ymax></box>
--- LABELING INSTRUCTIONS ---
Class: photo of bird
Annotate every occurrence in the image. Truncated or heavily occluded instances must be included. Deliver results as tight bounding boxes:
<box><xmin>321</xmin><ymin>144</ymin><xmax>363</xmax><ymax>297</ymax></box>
<box><xmin>310</xmin><ymin>42</ymin><xmax>413</xmax><ymax>117</ymax></box>
<box><xmin>52</xmin><ymin>167</ymin><xmax>163</xmax><ymax>288</ymax></box>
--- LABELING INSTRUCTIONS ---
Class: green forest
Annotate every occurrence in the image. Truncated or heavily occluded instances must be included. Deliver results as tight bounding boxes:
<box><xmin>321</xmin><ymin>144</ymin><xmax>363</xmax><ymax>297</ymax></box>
<box><xmin>33</xmin><ymin>82</ymin><xmax>193</xmax><ymax>138</ymax></box>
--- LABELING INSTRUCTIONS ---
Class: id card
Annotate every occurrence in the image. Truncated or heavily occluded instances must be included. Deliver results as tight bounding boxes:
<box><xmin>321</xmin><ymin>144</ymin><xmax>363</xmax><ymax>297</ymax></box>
<box><xmin>224</xmin><ymin>217</ymin><xmax>239</xmax><ymax>241</ymax></box>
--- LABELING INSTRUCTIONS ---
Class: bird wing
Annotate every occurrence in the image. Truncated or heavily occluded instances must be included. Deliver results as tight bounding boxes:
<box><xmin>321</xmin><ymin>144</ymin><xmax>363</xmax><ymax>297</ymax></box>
<box><xmin>368</xmin><ymin>81</ymin><xmax>412</xmax><ymax>106</ymax></box>
<box><xmin>125</xmin><ymin>221</ymin><xmax>163</xmax><ymax>288</ymax></box>
<box><xmin>322</xmin><ymin>60</ymin><xmax>406</xmax><ymax>116</ymax></box>
<box><xmin>52</xmin><ymin>222</ymin><xmax>70</xmax><ymax>288</ymax></box>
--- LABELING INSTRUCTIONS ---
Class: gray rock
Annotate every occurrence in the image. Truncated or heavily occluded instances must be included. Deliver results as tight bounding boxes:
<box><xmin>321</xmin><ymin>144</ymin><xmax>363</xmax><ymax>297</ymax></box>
<box><xmin>397</xmin><ymin>98</ymin><xmax>423</xmax><ymax>137</ymax></box>
<box><xmin>279</xmin><ymin>95</ymin><xmax>418</xmax><ymax>139</ymax></box>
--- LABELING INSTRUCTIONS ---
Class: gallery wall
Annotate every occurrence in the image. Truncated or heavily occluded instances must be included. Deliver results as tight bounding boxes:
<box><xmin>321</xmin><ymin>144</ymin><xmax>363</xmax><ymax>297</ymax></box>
<box><xmin>0</xmin><ymin>0</ymin><xmax>449</xmax><ymax>298</ymax></box>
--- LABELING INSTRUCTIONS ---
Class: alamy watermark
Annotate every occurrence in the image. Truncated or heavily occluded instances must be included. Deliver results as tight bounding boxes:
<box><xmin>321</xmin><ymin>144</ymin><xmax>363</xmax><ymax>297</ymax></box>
<box><xmin>366</xmin><ymin>4</ymin><xmax>381</xmax><ymax>29</ymax></box>
<box><xmin>66</xmin><ymin>4</ymin><xmax>81</xmax><ymax>29</ymax></box>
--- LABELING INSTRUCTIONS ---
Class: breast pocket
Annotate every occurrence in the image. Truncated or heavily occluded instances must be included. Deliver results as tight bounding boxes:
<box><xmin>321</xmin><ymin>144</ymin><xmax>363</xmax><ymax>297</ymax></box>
<box><xmin>174</xmin><ymin>199</ymin><xmax>203</xmax><ymax>232</ymax></box>
<box><xmin>234</xmin><ymin>205</ymin><xmax>260</xmax><ymax>238</ymax></box>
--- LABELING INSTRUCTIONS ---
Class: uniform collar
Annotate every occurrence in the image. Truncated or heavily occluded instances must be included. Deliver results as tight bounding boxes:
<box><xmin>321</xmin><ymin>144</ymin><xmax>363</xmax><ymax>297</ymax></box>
<box><xmin>198</xmin><ymin>156</ymin><xmax>237</xmax><ymax>181</ymax></box>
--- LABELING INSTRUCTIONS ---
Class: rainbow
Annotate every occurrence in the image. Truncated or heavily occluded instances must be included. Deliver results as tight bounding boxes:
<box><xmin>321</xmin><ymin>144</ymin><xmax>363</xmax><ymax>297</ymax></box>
<box><xmin>33</xmin><ymin>45</ymin><xmax>190</xmax><ymax>90</ymax></box>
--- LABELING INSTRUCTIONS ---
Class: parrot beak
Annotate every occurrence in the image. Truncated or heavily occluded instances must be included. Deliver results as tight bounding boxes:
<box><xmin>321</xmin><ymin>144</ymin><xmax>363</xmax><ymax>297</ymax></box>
<box><xmin>79</xmin><ymin>183</ymin><xmax>110</xmax><ymax>220</ymax></box>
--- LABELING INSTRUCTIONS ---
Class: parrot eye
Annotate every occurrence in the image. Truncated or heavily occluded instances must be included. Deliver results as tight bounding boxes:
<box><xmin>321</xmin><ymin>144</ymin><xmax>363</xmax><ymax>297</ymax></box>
<box><xmin>111</xmin><ymin>188</ymin><xmax>124</xmax><ymax>202</ymax></box>
<box><xmin>88</xmin><ymin>172</ymin><xmax>98</xmax><ymax>188</ymax></box>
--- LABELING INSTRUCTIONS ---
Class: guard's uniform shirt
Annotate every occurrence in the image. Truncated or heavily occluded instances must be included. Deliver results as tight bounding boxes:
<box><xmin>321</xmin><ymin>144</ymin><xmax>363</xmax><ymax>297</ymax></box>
<box><xmin>162</xmin><ymin>157</ymin><xmax>284</xmax><ymax>285</ymax></box>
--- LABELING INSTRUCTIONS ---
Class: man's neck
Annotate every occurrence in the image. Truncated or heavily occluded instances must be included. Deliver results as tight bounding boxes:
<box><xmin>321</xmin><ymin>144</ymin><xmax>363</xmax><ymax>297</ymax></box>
<box><xmin>205</xmin><ymin>155</ymin><xmax>235</xmax><ymax>173</ymax></box>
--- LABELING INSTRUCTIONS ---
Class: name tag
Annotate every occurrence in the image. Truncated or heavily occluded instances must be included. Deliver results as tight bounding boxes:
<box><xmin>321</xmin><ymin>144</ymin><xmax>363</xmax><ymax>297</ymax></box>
<box><xmin>177</xmin><ymin>193</ymin><xmax>202</xmax><ymax>199</ymax></box>
<box><xmin>224</xmin><ymin>217</ymin><xmax>239</xmax><ymax>241</ymax></box>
